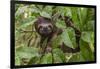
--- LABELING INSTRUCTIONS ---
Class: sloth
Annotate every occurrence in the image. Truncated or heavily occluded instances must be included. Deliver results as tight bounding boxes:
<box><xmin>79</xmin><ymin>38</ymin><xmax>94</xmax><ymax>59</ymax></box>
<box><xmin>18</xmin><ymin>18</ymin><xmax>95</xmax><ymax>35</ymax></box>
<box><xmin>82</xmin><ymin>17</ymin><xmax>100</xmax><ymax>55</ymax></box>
<box><xmin>34</xmin><ymin>16</ymin><xmax>63</xmax><ymax>53</ymax></box>
<box><xmin>33</xmin><ymin>16</ymin><xmax>81</xmax><ymax>62</ymax></box>
<box><xmin>34</xmin><ymin>16</ymin><xmax>81</xmax><ymax>54</ymax></box>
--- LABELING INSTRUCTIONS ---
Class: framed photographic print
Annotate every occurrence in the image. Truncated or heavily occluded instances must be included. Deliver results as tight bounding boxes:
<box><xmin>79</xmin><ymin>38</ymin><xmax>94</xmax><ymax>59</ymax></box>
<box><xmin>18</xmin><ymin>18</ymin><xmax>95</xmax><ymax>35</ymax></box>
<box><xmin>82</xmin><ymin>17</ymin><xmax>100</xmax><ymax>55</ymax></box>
<box><xmin>10</xmin><ymin>0</ymin><xmax>96</xmax><ymax>68</ymax></box>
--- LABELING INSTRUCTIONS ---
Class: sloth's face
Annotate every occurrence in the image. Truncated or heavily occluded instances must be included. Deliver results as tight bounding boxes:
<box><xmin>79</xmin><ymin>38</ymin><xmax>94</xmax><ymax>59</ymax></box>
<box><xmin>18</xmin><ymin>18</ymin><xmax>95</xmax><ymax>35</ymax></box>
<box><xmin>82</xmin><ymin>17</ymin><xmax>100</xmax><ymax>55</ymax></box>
<box><xmin>38</xmin><ymin>23</ymin><xmax>53</xmax><ymax>36</ymax></box>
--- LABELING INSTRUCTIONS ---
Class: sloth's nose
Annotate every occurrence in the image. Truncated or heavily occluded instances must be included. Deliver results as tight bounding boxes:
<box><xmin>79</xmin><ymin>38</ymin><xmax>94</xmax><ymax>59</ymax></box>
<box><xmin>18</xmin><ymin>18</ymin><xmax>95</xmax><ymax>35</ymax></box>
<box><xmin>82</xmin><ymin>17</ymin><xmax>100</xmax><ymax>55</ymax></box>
<box><xmin>43</xmin><ymin>27</ymin><xmax>48</xmax><ymax>33</ymax></box>
<box><xmin>43</xmin><ymin>27</ymin><xmax>47</xmax><ymax>29</ymax></box>
<box><xmin>43</xmin><ymin>27</ymin><xmax>48</xmax><ymax>32</ymax></box>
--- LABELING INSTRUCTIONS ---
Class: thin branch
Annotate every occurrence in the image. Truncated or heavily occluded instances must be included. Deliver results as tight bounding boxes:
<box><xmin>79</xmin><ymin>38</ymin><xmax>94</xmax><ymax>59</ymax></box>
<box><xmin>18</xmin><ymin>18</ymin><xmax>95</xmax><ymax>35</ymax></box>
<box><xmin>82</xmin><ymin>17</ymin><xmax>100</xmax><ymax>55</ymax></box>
<box><xmin>16</xmin><ymin>29</ymin><xmax>36</xmax><ymax>33</ymax></box>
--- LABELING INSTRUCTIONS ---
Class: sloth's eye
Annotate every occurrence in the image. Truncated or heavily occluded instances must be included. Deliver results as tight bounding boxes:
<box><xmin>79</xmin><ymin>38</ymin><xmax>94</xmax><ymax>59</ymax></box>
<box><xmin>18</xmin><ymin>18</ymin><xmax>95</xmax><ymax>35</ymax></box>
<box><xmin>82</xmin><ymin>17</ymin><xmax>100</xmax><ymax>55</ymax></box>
<box><xmin>39</xmin><ymin>25</ymin><xmax>42</xmax><ymax>29</ymax></box>
<box><xmin>48</xmin><ymin>25</ymin><xmax>53</xmax><ymax>29</ymax></box>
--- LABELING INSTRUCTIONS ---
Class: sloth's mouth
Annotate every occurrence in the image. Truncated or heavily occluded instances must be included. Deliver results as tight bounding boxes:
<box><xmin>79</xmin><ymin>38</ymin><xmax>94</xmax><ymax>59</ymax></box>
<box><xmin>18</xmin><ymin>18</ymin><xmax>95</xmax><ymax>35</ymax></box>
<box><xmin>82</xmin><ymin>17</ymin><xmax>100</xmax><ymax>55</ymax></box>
<box><xmin>38</xmin><ymin>27</ymin><xmax>52</xmax><ymax>35</ymax></box>
<box><xmin>39</xmin><ymin>29</ymin><xmax>52</xmax><ymax>36</ymax></box>
<box><xmin>41</xmin><ymin>30</ymin><xmax>52</xmax><ymax>34</ymax></box>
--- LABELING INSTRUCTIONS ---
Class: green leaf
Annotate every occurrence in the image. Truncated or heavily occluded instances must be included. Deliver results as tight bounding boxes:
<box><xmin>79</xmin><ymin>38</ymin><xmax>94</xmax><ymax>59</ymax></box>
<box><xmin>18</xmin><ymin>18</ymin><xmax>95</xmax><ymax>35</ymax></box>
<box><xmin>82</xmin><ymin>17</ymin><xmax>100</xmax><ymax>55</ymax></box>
<box><xmin>56</xmin><ymin>20</ymin><xmax>66</xmax><ymax>29</ymax></box>
<box><xmin>68</xmin><ymin>53</ymin><xmax>85</xmax><ymax>62</ymax></box>
<box><xmin>61</xmin><ymin>29</ymin><xmax>73</xmax><ymax>48</ymax></box>
<box><xmin>15</xmin><ymin>6</ymin><xmax>27</xmax><ymax>17</ymax></box>
<box><xmin>41</xmin><ymin>53</ymin><xmax>52</xmax><ymax>64</ymax></box>
<box><xmin>15</xmin><ymin>46</ymin><xmax>39</xmax><ymax>59</ymax></box>
<box><xmin>53</xmin><ymin>48</ymin><xmax>66</xmax><ymax>63</ymax></box>
<box><xmin>80</xmin><ymin>40</ymin><xmax>94</xmax><ymax>61</ymax></box>
<box><xmin>40</xmin><ymin>11</ymin><xmax>51</xmax><ymax>18</ymax></box>
<box><xmin>81</xmin><ymin>32</ymin><xmax>94</xmax><ymax>43</ymax></box>
<box><xmin>18</xmin><ymin>18</ymin><xmax>37</xmax><ymax>29</ymax></box>
<box><xmin>28</xmin><ymin>56</ymin><xmax>39</xmax><ymax>65</ymax></box>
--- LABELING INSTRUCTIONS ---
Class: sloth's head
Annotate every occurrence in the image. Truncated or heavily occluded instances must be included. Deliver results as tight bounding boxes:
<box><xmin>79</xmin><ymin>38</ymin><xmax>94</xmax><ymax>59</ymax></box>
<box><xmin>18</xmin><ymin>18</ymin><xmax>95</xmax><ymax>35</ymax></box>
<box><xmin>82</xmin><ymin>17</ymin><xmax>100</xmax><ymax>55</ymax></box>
<box><xmin>38</xmin><ymin>23</ymin><xmax>53</xmax><ymax>35</ymax></box>
<box><xmin>34</xmin><ymin>17</ymin><xmax>54</xmax><ymax>36</ymax></box>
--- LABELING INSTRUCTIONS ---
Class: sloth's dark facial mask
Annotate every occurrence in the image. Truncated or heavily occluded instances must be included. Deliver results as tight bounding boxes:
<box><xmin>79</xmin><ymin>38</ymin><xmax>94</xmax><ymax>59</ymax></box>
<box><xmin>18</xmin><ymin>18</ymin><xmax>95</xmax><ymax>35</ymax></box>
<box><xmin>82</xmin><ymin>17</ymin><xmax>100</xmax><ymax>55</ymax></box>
<box><xmin>38</xmin><ymin>23</ymin><xmax>53</xmax><ymax>36</ymax></box>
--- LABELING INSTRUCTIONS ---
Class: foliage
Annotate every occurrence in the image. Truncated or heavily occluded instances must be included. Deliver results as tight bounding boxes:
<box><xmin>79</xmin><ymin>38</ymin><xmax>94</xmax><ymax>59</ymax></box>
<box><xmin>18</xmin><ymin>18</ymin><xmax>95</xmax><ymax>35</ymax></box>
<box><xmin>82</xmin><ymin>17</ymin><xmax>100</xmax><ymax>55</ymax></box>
<box><xmin>15</xmin><ymin>4</ymin><xmax>95</xmax><ymax>65</ymax></box>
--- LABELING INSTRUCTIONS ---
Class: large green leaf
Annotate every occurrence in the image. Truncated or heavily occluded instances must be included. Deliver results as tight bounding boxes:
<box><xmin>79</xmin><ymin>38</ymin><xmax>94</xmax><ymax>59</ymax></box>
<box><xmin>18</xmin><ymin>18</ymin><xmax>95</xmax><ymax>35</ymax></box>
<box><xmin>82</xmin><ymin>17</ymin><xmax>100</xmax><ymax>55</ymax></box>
<box><xmin>53</xmin><ymin>48</ymin><xmax>66</xmax><ymax>63</ymax></box>
<box><xmin>61</xmin><ymin>29</ymin><xmax>74</xmax><ymax>48</ymax></box>
<box><xmin>15</xmin><ymin>46</ymin><xmax>39</xmax><ymax>59</ymax></box>
<box><xmin>80</xmin><ymin>40</ymin><xmax>94</xmax><ymax>61</ymax></box>
<box><xmin>81</xmin><ymin>32</ymin><xmax>94</xmax><ymax>43</ymax></box>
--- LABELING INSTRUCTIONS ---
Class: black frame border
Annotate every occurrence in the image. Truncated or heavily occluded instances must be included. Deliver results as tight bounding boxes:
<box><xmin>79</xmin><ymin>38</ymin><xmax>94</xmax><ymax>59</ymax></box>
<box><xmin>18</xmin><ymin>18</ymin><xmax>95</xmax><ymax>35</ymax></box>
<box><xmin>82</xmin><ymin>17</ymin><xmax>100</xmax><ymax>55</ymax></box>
<box><xmin>10</xmin><ymin>1</ymin><xmax>97</xmax><ymax>69</ymax></box>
